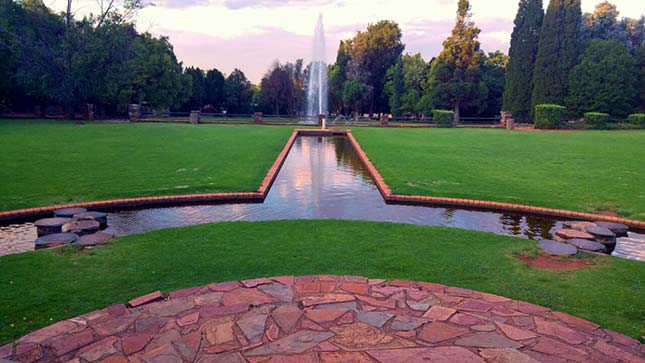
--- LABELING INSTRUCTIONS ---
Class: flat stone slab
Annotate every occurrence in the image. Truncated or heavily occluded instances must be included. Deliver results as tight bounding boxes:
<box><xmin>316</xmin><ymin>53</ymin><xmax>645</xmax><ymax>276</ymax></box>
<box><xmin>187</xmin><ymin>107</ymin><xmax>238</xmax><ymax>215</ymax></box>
<box><xmin>54</xmin><ymin>207</ymin><xmax>88</xmax><ymax>218</ymax></box>
<box><xmin>585</xmin><ymin>226</ymin><xmax>616</xmax><ymax>238</ymax></box>
<box><xmin>566</xmin><ymin>238</ymin><xmax>606</xmax><ymax>253</ymax></box>
<box><xmin>62</xmin><ymin>220</ymin><xmax>100</xmax><ymax>236</ymax></box>
<box><xmin>34</xmin><ymin>217</ymin><xmax>74</xmax><ymax>236</ymax></box>
<box><xmin>76</xmin><ymin>232</ymin><xmax>114</xmax><ymax>247</ymax></box>
<box><xmin>555</xmin><ymin>228</ymin><xmax>594</xmax><ymax>240</ymax></box>
<box><xmin>5</xmin><ymin>276</ymin><xmax>643</xmax><ymax>363</ymax></box>
<box><xmin>73</xmin><ymin>211</ymin><xmax>109</xmax><ymax>227</ymax></box>
<box><xmin>35</xmin><ymin>233</ymin><xmax>79</xmax><ymax>249</ymax></box>
<box><xmin>594</xmin><ymin>221</ymin><xmax>629</xmax><ymax>236</ymax></box>
<box><xmin>538</xmin><ymin>239</ymin><xmax>577</xmax><ymax>256</ymax></box>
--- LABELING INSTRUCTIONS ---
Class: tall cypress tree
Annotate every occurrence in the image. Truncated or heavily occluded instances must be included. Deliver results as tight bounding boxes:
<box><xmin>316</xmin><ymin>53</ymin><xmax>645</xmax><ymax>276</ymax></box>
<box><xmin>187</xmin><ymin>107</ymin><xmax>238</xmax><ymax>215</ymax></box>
<box><xmin>502</xmin><ymin>0</ymin><xmax>543</xmax><ymax>122</ymax></box>
<box><xmin>531</xmin><ymin>0</ymin><xmax>581</xmax><ymax>113</ymax></box>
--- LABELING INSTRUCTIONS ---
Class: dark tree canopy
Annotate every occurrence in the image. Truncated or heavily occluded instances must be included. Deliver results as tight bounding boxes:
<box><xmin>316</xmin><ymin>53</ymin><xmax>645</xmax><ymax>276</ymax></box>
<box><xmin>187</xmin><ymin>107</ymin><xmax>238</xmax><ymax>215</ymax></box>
<box><xmin>568</xmin><ymin>39</ymin><xmax>637</xmax><ymax>116</ymax></box>
<box><xmin>531</xmin><ymin>0</ymin><xmax>582</xmax><ymax>110</ymax></box>
<box><xmin>204</xmin><ymin>68</ymin><xmax>226</xmax><ymax>110</ymax></box>
<box><xmin>502</xmin><ymin>0</ymin><xmax>543</xmax><ymax>122</ymax></box>
<box><xmin>427</xmin><ymin>0</ymin><xmax>487</xmax><ymax>123</ymax></box>
<box><xmin>224</xmin><ymin>69</ymin><xmax>253</xmax><ymax>114</ymax></box>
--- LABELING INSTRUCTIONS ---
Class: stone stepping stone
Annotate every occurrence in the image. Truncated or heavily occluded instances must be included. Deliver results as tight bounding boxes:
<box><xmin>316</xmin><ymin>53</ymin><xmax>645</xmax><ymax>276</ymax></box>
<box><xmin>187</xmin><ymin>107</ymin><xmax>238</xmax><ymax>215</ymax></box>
<box><xmin>62</xmin><ymin>220</ymin><xmax>100</xmax><ymax>236</ymax></box>
<box><xmin>54</xmin><ymin>207</ymin><xmax>87</xmax><ymax>218</ymax></box>
<box><xmin>35</xmin><ymin>233</ymin><xmax>79</xmax><ymax>249</ymax></box>
<box><xmin>594</xmin><ymin>222</ymin><xmax>629</xmax><ymax>237</ymax></box>
<box><xmin>570</xmin><ymin>221</ymin><xmax>597</xmax><ymax>232</ymax></box>
<box><xmin>566</xmin><ymin>238</ymin><xmax>606</xmax><ymax>253</ymax></box>
<box><xmin>538</xmin><ymin>239</ymin><xmax>577</xmax><ymax>256</ymax></box>
<box><xmin>554</xmin><ymin>229</ymin><xmax>594</xmax><ymax>240</ymax></box>
<box><xmin>76</xmin><ymin>232</ymin><xmax>114</xmax><ymax>247</ymax></box>
<box><xmin>73</xmin><ymin>211</ymin><xmax>109</xmax><ymax>229</ymax></box>
<box><xmin>34</xmin><ymin>217</ymin><xmax>74</xmax><ymax>236</ymax></box>
<box><xmin>585</xmin><ymin>226</ymin><xmax>616</xmax><ymax>252</ymax></box>
<box><xmin>563</xmin><ymin>220</ymin><xmax>590</xmax><ymax>228</ymax></box>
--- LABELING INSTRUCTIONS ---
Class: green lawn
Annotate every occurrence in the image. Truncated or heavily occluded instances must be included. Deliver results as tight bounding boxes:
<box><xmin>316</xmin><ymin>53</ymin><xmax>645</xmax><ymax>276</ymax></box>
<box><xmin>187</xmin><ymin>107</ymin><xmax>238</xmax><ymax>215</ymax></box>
<box><xmin>353</xmin><ymin>128</ymin><xmax>645</xmax><ymax>220</ymax></box>
<box><xmin>0</xmin><ymin>120</ymin><xmax>293</xmax><ymax>211</ymax></box>
<box><xmin>0</xmin><ymin>220</ymin><xmax>642</xmax><ymax>344</ymax></box>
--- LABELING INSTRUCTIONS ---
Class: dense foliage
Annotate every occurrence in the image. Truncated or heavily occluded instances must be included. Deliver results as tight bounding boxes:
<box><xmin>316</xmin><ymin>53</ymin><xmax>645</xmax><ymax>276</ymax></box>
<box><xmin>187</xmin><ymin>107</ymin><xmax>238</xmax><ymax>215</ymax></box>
<box><xmin>583</xmin><ymin>112</ymin><xmax>609</xmax><ymax>129</ymax></box>
<box><xmin>534</xmin><ymin>104</ymin><xmax>566</xmax><ymax>129</ymax></box>
<box><xmin>627</xmin><ymin>113</ymin><xmax>645</xmax><ymax>126</ymax></box>
<box><xmin>432</xmin><ymin>110</ymin><xmax>455</xmax><ymax>127</ymax></box>
<box><xmin>502</xmin><ymin>0</ymin><xmax>544</xmax><ymax>123</ymax></box>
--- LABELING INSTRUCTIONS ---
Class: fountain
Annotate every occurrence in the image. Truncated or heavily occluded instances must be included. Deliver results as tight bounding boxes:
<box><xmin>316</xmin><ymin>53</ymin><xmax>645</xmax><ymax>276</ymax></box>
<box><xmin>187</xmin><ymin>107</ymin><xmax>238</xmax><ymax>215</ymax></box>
<box><xmin>306</xmin><ymin>14</ymin><xmax>328</xmax><ymax>128</ymax></box>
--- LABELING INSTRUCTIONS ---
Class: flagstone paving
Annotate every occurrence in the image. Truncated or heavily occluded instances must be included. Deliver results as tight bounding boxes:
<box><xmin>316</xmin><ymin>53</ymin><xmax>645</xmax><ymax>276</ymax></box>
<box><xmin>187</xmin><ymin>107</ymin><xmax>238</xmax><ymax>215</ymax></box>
<box><xmin>2</xmin><ymin>276</ymin><xmax>643</xmax><ymax>363</ymax></box>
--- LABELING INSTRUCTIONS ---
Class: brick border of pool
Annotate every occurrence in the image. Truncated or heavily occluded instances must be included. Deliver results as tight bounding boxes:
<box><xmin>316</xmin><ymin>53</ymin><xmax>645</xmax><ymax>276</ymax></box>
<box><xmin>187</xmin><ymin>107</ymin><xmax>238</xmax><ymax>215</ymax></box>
<box><xmin>1</xmin><ymin>128</ymin><xmax>644</xmax><ymax>229</ymax></box>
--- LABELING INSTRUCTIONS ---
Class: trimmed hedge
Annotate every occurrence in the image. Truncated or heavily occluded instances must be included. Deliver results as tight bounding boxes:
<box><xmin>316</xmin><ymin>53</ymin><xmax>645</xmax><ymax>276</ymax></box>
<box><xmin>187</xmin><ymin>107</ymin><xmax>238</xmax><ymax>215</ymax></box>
<box><xmin>583</xmin><ymin>112</ymin><xmax>609</xmax><ymax>129</ymax></box>
<box><xmin>432</xmin><ymin>110</ymin><xmax>455</xmax><ymax>127</ymax></box>
<box><xmin>627</xmin><ymin>114</ymin><xmax>645</xmax><ymax>127</ymax></box>
<box><xmin>534</xmin><ymin>104</ymin><xmax>565</xmax><ymax>129</ymax></box>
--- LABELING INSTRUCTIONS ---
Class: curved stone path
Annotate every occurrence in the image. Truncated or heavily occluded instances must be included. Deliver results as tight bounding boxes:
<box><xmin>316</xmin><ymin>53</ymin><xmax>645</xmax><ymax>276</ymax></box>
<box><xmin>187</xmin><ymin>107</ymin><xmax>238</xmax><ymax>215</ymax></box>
<box><xmin>3</xmin><ymin>276</ymin><xmax>643</xmax><ymax>363</ymax></box>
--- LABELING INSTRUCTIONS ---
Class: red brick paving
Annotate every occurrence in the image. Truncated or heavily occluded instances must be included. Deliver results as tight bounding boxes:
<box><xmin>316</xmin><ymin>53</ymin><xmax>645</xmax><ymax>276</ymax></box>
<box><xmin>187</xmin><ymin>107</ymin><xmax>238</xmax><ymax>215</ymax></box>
<box><xmin>4</xmin><ymin>275</ymin><xmax>643</xmax><ymax>363</ymax></box>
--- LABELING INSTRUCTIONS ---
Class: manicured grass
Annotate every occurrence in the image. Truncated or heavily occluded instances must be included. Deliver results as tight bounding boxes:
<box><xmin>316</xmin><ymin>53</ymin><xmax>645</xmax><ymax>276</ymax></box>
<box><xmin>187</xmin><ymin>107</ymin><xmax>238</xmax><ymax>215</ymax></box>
<box><xmin>1</xmin><ymin>220</ymin><xmax>642</xmax><ymax>343</ymax></box>
<box><xmin>0</xmin><ymin>120</ymin><xmax>293</xmax><ymax>211</ymax></box>
<box><xmin>353</xmin><ymin>128</ymin><xmax>645</xmax><ymax>220</ymax></box>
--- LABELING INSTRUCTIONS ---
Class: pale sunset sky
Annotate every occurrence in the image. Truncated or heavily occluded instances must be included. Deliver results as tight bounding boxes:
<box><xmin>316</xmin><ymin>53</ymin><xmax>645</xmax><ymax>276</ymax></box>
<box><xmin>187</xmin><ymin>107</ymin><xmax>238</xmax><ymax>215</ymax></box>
<box><xmin>46</xmin><ymin>0</ymin><xmax>644</xmax><ymax>82</ymax></box>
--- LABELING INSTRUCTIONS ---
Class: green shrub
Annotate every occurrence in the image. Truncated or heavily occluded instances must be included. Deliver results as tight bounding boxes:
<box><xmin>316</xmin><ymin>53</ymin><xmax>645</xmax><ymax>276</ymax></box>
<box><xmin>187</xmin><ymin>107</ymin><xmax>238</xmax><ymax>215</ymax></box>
<box><xmin>432</xmin><ymin>110</ymin><xmax>454</xmax><ymax>127</ymax></box>
<box><xmin>583</xmin><ymin>112</ymin><xmax>609</xmax><ymax>129</ymax></box>
<box><xmin>534</xmin><ymin>104</ymin><xmax>566</xmax><ymax>129</ymax></box>
<box><xmin>627</xmin><ymin>114</ymin><xmax>645</xmax><ymax>127</ymax></box>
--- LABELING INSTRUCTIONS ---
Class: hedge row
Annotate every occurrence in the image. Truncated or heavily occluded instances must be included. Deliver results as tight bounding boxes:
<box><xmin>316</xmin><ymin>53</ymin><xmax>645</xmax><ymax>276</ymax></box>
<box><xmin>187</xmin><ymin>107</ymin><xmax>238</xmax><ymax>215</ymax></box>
<box><xmin>534</xmin><ymin>105</ymin><xmax>645</xmax><ymax>130</ymax></box>
<box><xmin>432</xmin><ymin>110</ymin><xmax>454</xmax><ymax>127</ymax></box>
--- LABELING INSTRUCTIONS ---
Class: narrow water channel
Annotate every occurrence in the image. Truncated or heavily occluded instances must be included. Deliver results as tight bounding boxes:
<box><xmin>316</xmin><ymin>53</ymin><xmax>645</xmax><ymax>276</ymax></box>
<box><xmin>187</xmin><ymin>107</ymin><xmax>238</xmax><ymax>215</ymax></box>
<box><xmin>1</xmin><ymin>136</ymin><xmax>568</xmax><ymax>255</ymax></box>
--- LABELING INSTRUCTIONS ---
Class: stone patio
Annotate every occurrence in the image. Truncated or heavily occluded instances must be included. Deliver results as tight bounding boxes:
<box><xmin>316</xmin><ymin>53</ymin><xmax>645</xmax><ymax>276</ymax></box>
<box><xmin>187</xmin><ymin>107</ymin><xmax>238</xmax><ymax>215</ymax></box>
<box><xmin>2</xmin><ymin>276</ymin><xmax>643</xmax><ymax>363</ymax></box>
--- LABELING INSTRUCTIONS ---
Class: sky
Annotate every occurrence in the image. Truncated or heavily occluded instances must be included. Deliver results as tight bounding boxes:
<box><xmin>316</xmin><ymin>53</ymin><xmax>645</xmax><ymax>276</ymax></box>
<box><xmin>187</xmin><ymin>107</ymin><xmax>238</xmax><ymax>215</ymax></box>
<box><xmin>47</xmin><ymin>0</ymin><xmax>645</xmax><ymax>83</ymax></box>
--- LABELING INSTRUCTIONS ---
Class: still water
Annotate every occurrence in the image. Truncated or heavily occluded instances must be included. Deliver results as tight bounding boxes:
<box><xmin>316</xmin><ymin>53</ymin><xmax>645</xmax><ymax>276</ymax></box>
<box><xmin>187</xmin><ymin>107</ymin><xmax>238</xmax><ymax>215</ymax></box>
<box><xmin>104</xmin><ymin>136</ymin><xmax>565</xmax><ymax>239</ymax></box>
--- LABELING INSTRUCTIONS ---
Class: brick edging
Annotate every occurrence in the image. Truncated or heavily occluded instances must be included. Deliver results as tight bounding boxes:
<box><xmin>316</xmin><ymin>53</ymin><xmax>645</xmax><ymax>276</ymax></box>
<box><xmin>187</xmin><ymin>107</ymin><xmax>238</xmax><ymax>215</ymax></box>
<box><xmin>2</xmin><ymin>129</ymin><xmax>644</xmax><ymax>229</ymax></box>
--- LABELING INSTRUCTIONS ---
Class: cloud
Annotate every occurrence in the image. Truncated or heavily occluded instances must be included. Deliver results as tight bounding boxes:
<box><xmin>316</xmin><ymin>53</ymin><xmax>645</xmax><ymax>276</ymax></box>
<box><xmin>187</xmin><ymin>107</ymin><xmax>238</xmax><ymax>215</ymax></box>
<box><xmin>153</xmin><ymin>0</ymin><xmax>211</xmax><ymax>8</ymax></box>
<box><xmin>218</xmin><ymin>0</ymin><xmax>336</xmax><ymax>10</ymax></box>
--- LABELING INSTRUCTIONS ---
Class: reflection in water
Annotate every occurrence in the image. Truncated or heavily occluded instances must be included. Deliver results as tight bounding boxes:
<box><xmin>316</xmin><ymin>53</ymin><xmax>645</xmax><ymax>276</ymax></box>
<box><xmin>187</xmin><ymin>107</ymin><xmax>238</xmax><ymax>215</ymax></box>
<box><xmin>1</xmin><ymin>136</ymin><xmax>566</xmax><ymax>255</ymax></box>
<box><xmin>105</xmin><ymin>137</ymin><xmax>564</xmax><ymax>239</ymax></box>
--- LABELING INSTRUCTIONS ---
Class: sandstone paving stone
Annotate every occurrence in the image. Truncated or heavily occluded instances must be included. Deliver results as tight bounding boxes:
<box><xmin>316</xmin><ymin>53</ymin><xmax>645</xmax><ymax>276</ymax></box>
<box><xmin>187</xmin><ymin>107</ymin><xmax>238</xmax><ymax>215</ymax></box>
<box><xmin>569</xmin><ymin>221</ymin><xmax>597</xmax><ymax>231</ymax></box>
<box><xmin>237</xmin><ymin>311</ymin><xmax>269</xmax><ymax>342</ymax></box>
<box><xmin>139</xmin><ymin>344</ymin><xmax>182</xmax><ymax>363</ymax></box>
<box><xmin>301</xmin><ymin>294</ymin><xmax>355</xmax><ymax>307</ymax></box>
<box><xmin>329</xmin><ymin>322</ymin><xmax>415</xmax><ymax>351</ymax></box>
<box><xmin>454</xmin><ymin>332</ymin><xmax>524</xmax><ymax>349</ymax></box>
<box><xmin>604</xmin><ymin>329</ymin><xmax>641</xmax><ymax>347</ymax></box>
<box><xmin>148</xmin><ymin>299</ymin><xmax>194</xmax><ymax>316</ymax></box>
<box><xmin>340</xmin><ymin>282</ymin><xmax>368</xmax><ymax>295</ymax></box>
<box><xmin>78</xmin><ymin>336</ymin><xmax>119</xmax><ymax>362</ymax></box>
<box><xmin>534</xmin><ymin>318</ymin><xmax>589</xmax><ymax>345</ymax></box>
<box><xmin>319</xmin><ymin>351</ymin><xmax>373</xmax><ymax>363</ymax></box>
<box><xmin>312</xmin><ymin>301</ymin><xmax>357</xmax><ymax>311</ymax></box>
<box><xmin>200</xmin><ymin>302</ymin><xmax>249</xmax><ymax>318</ymax></box>
<box><xmin>241</xmin><ymin>277</ymin><xmax>272</xmax><ymax>288</ymax></box>
<box><xmin>105</xmin><ymin>304</ymin><xmax>127</xmax><ymax>317</ymax></box>
<box><xmin>129</xmin><ymin>291</ymin><xmax>164</xmax><ymax>308</ymax></box>
<box><xmin>258</xmin><ymin>283</ymin><xmax>294</xmax><ymax>302</ymax></box>
<box><xmin>198</xmin><ymin>352</ymin><xmax>246</xmax><ymax>363</ymax></box>
<box><xmin>176</xmin><ymin>311</ymin><xmax>200</xmax><ymax>327</ymax></box>
<box><xmin>422</xmin><ymin>305</ymin><xmax>456</xmax><ymax>321</ymax></box>
<box><xmin>172</xmin><ymin>330</ymin><xmax>201</xmax><ymax>362</ymax></box>
<box><xmin>207</xmin><ymin>281</ymin><xmax>240</xmax><ymax>292</ymax></box>
<box><xmin>62</xmin><ymin>220</ymin><xmax>101</xmax><ymax>236</ymax></box>
<box><xmin>405</xmin><ymin>289</ymin><xmax>430</xmax><ymax>301</ymax></box>
<box><xmin>592</xmin><ymin>339</ymin><xmax>645</xmax><ymax>363</ymax></box>
<box><xmin>48</xmin><ymin>329</ymin><xmax>95</xmax><ymax>356</ymax></box>
<box><xmin>495</xmin><ymin>321</ymin><xmax>538</xmax><ymax>340</ymax></box>
<box><xmin>472</xmin><ymin>324</ymin><xmax>497</xmax><ymax>332</ymax></box>
<box><xmin>0</xmin><ymin>344</ymin><xmax>11</xmax><ymax>359</ymax></box>
<box><xmin>406</xmin><ymin>295</ymin><xmax>439</xmax><ymax>311</ymax></box>
<box><xmin>272</xmin><ymin>304</ymin><xmax>304</xmax><ymax>333</ymax></box>
<box><xmin>202</xmin><ymin>317</ymin><xmax>236</xmax><ymax>345</ymax></box>
<box><xmin>555</xmin><ymin>228</ymin><xmax>595</xmax><ymax>240</ymax></box>
<box><xmin>418</xmin><ymin>322</ymin><xmax>469</xmax><ymax>343</ymax></box>
<box><xmin>551</xmin><ymin>311</ymin><xmax>600</xmax><ymax>331</ymax></box>
<box><xmin>305</xmin><ymin>309</ymin><xmax>345</xmax><ymax>323</ymax></box>
<box><xmin>449</xmin><ymin>313</ymin><xmax>483</xmax><ymax>326</ymax></box>
<box><xmin>122</xmin><ymin>333</ymin><xmax>153</xmax><ymax>355</ymax></box>
<box><xmin>222</xmin><ymin>288</ymin><xmax>274</xmax><ymax>306</ymax></box>
<box><xmin>390</xmin><ymin>315</ymin><xmax>427</xmax><ymax>331</ymax></box>
<box><xmin>93</xmin><ymin>313</ymin><xmax>141</xmax><ymax>336</ymax></box>
<box><xmin>193</xmin><ymin>292</ymin><xmax>223</xmax><ymax>306</ymax></box>
<box><xmin>478</xmin><ymin>348</ymin><xmax>540</xmax><ymax>363</ymax></box>
<box><xmin>367</xmin><ymin>347</ymin><xmax>485</xmax><ymax>363</ymax></box>
<box><xmin>531</xmin><ymin>337</ymin><xmax>589</xmax><ymax>362</ymax></box>
<box><xmin>246</xmin><ymin>330</ymin><xmax>334</xmax><ymax>356</ymax></box>
<box><xmin>355</xmin><ymin>311</ymin><xmax>393</xmax><ymax>328</ymax></box>
<box><xmin>14</xmin><ymin>343</ymin><xmax>43</xmax><ymax>363</ymax></box>
<box><xmin>19</xmin><ymin>320</ymin><xmax>77</xmax><ymax>344</ymax></box>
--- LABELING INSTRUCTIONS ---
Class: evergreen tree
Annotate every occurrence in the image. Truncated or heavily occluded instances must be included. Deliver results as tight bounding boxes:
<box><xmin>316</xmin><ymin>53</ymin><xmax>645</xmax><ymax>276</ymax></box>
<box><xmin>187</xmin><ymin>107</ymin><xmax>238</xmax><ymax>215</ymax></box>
<box><xmin>633</xmin><ymin>46</ymin><xmax>645</xmax><ymax>111</ymax></box>
<box><xmin>427</xmin><ymin>0</ymin><xmax>486</xmax><ymax>124</ymax></box>
<box><xmin>531</xmin><ymin>0</ymin><xmax>582</xmax><ymax>112</ymax></box>
<box><xmin>204</xmin><ymin>68</ymin><xmax>225</xmax><ymax>110</ymax></box>
<box><xmin>385</xmin><ymin>58</ymin><xmax>404</xmax><ymax>116</ymax></box>
<box><xmin>502</xmin><ymin>0</ymin><xmax>543</xmax><ymax>122</ymax></box>
<box><xmin>567</xmin><ymin>39</ymin><xmax>637</xmax><ymax>116</ymax></box>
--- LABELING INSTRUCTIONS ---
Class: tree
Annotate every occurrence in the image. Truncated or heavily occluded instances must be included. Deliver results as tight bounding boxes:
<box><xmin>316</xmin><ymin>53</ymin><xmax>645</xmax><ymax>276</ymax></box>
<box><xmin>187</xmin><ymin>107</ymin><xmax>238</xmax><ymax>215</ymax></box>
<box><xmin>343</xmin><ymin>80</ymin><xmax>368</xmax><ymax>118</ymax></box>
<box><xmin>581</xmin><ymin>2</ymin><xmax>645</xmax><ymax>53</ymax></box>
<box><xmin>636</xmin><ymin>47</ymin><xmax>645</xmax><ymax>111</ymax></box>
<box><xmin>204</xmin><ymin>68</ymin><xmax>225</xmax><ymax>110</ymax></box>
<box><xmin>532</xmin><ymin>0</ymin><xmax>582</xmax><ymax>111</ymax></box>
<box><xmin>384</xmin><ymin>58</ymin><xmax>404</xmax><ymax>117</ymax></box>
<box><xmin>184</xmin><ymin>67</ymin><xmax>206</xmax><ymax>110</ymax></box>
<box><xmin>502</xmin><ymin>0</ymin><xmax>543</xmax><ymax>122</ymax></box>
<box><xmin>328</xmin><ymin>40</ymin><xmax>351</xmax><ymax>115</ymax></box>
<box><xmin>481</xmin><ymin>51</ymin><xmax>509</xmax><ymax>116</ymax></box>
<box><xmin>568</xmin><ymin>40</ymin><xmax>637</xmax><ymax>115</ymax></box>
<box><xmin>343</xmin><ymin>21</ymin><xmax>404</xmax><ymax>116</ymax></box>
<box><xmin>224</xmin><ymin>68</ymin><xmax>253</xmax><ymax>114</ymax></box>
<box><xmin>259</xmin><ymin>61</ymin><xmax>290</xmax><ymax>115</ymax></box>
<box><xmin>427</xmin><ymin>0</ymin><xmax>486</xmax><ymax>124</ymax></box>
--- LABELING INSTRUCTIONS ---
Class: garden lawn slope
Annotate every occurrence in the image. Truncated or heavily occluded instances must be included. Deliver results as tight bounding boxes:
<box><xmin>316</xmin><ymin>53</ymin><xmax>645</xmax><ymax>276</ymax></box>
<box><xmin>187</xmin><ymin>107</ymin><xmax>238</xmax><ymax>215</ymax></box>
<box><xmin>0</xmin><ymin>120</ymin><xmax>293</xmax><ymax>211</ymax></box>
<box><xmin>0</xmin><ymin>220</ymin><xmax>642</xmax><ymax>343</ymax></box>
<box><xmin>353</xmin><ymin>128</ymin><xmax>645</xmax><ymax>220</ymax></box>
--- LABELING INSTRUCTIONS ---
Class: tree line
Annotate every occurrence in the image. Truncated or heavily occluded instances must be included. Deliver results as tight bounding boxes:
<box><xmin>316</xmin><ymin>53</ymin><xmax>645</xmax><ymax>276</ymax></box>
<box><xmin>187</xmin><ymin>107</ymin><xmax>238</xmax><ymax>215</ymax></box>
<box><xmin>504</xmin><ymin>0</ymin><xmax>645</xmax><ymax>122</ymax></box>
<box><xmin>0</xmin><ymin>0</ymin><xmax>643</xmax><ymax>121</ymax></box>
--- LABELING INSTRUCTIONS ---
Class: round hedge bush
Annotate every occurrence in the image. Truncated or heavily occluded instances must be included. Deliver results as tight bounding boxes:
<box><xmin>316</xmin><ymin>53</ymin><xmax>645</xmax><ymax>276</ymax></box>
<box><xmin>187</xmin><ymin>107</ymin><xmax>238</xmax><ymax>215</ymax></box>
<box><xmin>583</xmin><ymin>112</ymin><xmax>609</xmax><ymax>129</ymax></box>
<box><xmin>627</xmin><ymin>114</ymin><xmax>645</xmax><ymax>127</ymax></box>
<box><xmin>534</xmin><ymin>104</ymin><xmax>566</xmax><ymax>129</ymax></box>
<box><xmin>432</xmin><ymin>110</ymin><xmax>455</xmax><ymax>128</ymax></box>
